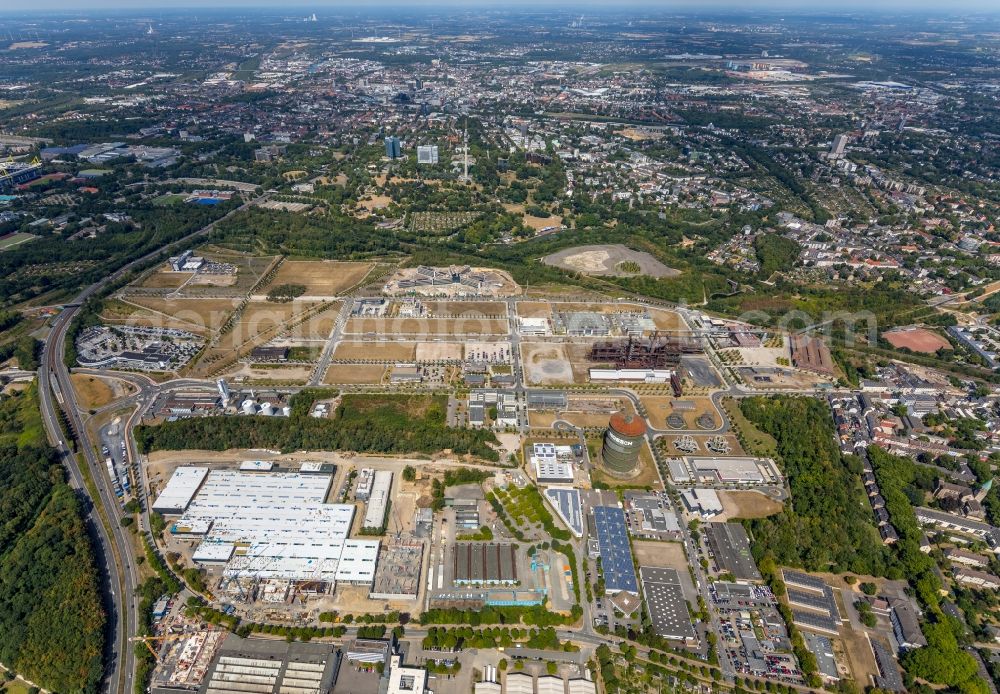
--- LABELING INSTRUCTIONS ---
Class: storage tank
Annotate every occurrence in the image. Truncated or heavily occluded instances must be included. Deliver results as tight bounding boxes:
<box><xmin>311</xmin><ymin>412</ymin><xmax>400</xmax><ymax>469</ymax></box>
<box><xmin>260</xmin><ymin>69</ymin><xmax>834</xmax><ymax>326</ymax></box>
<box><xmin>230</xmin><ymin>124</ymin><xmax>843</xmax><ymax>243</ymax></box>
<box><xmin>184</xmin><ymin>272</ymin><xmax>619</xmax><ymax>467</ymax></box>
<box><xmin>259</xmin><ymin>402</ymin><xmax>275</xmax><ymax>416</ymax></box>
<box><xmin>241</xmin><ymin>399</ymin><xmax>257</xmax><ymax>415</ymax></box>
<box><xmin>281</xmin><ymin>406</ymin><xmax>292</xmax><ymax>417</ymax></box>
<box><xmin>602</xmin><ymin>410</ymin><xmax>646</xmax><ymax>477</ymax></box>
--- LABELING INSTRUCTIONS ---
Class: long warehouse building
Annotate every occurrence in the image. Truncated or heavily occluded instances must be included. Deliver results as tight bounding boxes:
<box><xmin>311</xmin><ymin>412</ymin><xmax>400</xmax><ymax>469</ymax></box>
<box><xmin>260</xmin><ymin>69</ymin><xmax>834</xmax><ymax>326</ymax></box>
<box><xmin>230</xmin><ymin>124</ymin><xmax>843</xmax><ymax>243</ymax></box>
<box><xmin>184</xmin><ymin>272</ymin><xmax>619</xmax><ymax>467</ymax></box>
<box><xmin>362</xmin><ymin>470</ymin><xmax>392</xmax><ymax>531</ymax></box>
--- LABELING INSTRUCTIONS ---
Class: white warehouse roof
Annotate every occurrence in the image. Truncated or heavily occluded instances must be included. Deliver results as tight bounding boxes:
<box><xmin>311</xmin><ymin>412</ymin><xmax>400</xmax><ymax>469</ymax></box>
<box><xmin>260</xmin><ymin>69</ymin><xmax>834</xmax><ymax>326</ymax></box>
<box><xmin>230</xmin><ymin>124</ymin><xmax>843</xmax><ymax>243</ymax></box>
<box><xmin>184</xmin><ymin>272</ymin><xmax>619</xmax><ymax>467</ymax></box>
<box><xmin>152</xmin><ymin>466</ymin><xmax>208</xmax><ymax>514</ymax></box>
<box><xmin>362</xmin><ymin>470</ymin><xmax>393</xmax><ymax>530</ymax></box>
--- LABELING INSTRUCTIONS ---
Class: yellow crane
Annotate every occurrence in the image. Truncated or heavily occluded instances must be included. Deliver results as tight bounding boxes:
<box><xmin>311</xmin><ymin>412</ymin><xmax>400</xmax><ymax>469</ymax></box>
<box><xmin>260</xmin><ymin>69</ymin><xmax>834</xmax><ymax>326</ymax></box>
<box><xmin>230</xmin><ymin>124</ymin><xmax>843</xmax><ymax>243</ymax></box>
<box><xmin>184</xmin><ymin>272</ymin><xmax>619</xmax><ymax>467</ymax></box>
<box><xmin>128</xmin><ymin>632</ymin><xmax>193</xmax><ymax>660</ymax></box>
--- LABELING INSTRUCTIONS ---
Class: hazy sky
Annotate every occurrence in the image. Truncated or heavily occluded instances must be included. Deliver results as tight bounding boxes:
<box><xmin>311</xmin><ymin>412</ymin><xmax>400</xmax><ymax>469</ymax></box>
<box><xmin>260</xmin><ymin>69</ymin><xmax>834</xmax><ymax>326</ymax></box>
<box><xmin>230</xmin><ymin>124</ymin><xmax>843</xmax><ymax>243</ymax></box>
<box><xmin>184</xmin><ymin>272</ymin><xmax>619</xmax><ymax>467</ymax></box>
<box><xmin>2</xmin><ymin>0</ymin><xmax>999</xmax><ymax>11</ymax></box>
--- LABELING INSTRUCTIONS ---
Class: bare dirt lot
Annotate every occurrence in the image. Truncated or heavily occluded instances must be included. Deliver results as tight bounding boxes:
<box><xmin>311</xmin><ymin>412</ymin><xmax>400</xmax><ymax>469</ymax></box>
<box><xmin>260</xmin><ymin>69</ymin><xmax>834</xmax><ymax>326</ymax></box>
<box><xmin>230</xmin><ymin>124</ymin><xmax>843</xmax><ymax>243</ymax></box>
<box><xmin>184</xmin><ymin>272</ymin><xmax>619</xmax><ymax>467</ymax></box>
<box><xmin>345</xmin><ymin>317</ymin><xmax>508</xmax><ymax>336</ymax></box>
<box><xmin>415</xmin><ymin>342</ymin><xmax>464</xmax><ymax>361</ymax></box>
<box><xmin>323</xmin><ymin>364</ymin><xmax>387</xmax><ymax>385</ymax></box>
<box><xmin>632</xmin><ymin>540</ymin><xmax>689</xmax><ymax>571</ymax></box>
<box><xmin>882</xmin><ymin>327</ymin><xmax>951</xmax><ymax>354</ymax></box>
<box><xmin>542</xmin><ymin>244</ymin><xmax>680</xmax><ymax>278</ymax></box>
<box><xmin>648</xmin><ymin>308</ymin><xmax>686</xmax><ymax>331</ymax></box>
<box><xmin>267</xmin><ymin>260</ymin><xmax>375</xmax><ymax>296</ymax></box>
<box><xmin>516</xmin><ymin>302</ymin><xmax>553</xmax><ymax>319</ymax></box>
<box><xmin>717</xmin><ymin>491</ymin><xmax>784</xmax><ymax>520</ymax></box>
<box><xmin>521</xmin><ymin>342</ymin><xmax>574</xmax><ymax>385</ymax></box>
<box><xmin>333</xmin><ymin>341</ymin><xmax>417</xmax><ymax>362</ymax></box>
<box><xmin>224</xmin><ymin>364</ymin><xmax>314</xmax><ymax>384</ymax></box>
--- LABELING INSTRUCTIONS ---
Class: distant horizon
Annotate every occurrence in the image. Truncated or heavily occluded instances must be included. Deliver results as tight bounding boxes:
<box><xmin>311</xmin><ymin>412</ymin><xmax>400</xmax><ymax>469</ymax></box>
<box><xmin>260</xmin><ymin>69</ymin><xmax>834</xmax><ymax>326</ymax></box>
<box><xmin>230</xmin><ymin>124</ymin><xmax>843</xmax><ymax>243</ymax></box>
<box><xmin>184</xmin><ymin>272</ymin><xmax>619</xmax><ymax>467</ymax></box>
<box><xmin>2</xmin><ymin>1</ymin><xmax>1000</xmax><ymax>14</ymax></box>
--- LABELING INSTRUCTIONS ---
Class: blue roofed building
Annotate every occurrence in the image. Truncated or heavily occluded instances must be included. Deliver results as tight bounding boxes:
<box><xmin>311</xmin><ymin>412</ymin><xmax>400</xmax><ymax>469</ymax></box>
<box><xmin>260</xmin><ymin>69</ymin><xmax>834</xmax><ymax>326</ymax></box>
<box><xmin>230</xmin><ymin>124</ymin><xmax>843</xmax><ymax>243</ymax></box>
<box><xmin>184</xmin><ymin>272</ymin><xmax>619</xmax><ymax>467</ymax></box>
<box><xmin>592</xmin><ymin>505</ymin><xmax>639</xmax><ymax>594</ymax></box>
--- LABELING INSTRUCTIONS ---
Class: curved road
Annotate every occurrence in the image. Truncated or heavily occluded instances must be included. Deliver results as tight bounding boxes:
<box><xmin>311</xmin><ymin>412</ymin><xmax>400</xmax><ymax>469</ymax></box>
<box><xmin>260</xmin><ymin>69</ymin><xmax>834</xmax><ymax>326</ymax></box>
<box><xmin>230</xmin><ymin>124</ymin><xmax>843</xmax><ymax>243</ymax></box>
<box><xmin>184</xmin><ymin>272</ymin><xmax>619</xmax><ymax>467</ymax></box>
<box><xmin>37</xmin><ymin>193</ymin><xmax>267</xmax><ymax>694</ymax></box>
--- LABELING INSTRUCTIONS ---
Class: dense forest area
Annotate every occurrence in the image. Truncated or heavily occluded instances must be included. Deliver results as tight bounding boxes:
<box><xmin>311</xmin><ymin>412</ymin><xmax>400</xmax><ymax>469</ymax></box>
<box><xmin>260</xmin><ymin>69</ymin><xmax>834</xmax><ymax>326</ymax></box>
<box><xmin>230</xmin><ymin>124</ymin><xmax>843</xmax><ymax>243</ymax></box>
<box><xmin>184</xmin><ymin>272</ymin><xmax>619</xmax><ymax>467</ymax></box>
<box><xmin>0</xmin><ymin>386</ymin><xmax>105</xmax><ymax>693</ymax></box>
<box><xmin>0</xmin><ymin>201</ymin><xmax>226</xmax><ymax>306</ymax></box>
<box><xmin>739</xmin><ymin>396</ymin><xmax>895</xmax><ymax>576</ymax></box>
<box><xmin>137</xmin><ymin>391</ymin><xmax>500</xmax><ymax>461</ymax></box>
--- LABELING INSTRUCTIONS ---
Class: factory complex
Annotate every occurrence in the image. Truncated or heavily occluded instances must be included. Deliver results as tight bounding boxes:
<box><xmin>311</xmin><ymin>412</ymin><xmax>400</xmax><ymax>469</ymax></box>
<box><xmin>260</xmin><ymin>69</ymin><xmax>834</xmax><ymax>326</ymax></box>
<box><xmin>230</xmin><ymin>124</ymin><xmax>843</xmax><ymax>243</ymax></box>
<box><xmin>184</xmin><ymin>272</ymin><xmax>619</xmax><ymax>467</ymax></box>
<box><xmin>153</xmin><ymin>467</ymin><xmax>380</xmax><ymax>586</ymax></box>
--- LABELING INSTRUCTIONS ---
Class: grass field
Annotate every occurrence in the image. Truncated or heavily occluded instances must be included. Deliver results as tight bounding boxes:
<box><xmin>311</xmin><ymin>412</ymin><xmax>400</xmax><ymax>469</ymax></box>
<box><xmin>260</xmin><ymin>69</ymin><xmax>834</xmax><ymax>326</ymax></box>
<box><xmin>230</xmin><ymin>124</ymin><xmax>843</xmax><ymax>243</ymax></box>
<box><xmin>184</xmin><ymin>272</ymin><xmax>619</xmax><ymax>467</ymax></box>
<box><xmin>722</xmin><ymin>397</ymin><xmax>778</xmax><ymax>457</ymax></box>
<box><xmin>0</xmin><ymin>232</ymin><xmax>38</xmax><ymax>251</ymax></box>
<box><xmin>267</xmin><ymin>260</ymin><xmax>375</xmax><ymax>296</ymax></box>
<box><xmin>70</xmin><ymin>374</ymin><xmax>117</xmax><ymax>411</ymax></box>
<box><xmin>137</xmin><ymin>264</ymin><xmax>195</xmax><ymax>288</ymax></box>
<box><xmin>152</xmin><ymin>193</ymin><xmax>187</xmax><ymax>206</ymax></box>
<box><xmin>414</xmin><ymin>342</ymin><xmax>464</xmax><ymax>361</ymax></box>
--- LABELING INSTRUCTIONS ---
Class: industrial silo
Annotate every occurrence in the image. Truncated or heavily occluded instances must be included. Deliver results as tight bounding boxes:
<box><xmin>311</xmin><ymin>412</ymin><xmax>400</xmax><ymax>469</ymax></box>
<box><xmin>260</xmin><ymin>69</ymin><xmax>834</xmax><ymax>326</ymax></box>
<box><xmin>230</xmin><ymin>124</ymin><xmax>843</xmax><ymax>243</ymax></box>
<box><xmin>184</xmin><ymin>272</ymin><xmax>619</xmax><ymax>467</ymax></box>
<box><xmin>601</xmin><ymin>410</ymin><xmax>646</xmax><ymax>477</ymax></box>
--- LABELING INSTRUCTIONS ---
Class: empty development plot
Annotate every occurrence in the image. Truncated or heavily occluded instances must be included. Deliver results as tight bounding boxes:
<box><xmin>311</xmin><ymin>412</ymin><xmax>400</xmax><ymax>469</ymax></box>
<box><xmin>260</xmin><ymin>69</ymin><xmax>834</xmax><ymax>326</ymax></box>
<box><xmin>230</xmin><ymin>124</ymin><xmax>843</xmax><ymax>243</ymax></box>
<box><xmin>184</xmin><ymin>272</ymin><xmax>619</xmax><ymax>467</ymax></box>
<box><xmin>333</xmin><ymin>341</ymin><xmax>417</xmax><ymax>362</ymax></box>
<box><xmin>542</xmin><ymin>244</ymin><xmax>680</xmax><ymax>278</ymax></box>
<box><xmin>717</xmin><ymin>491</ymin><xmax>784</xmax><ymax>520</ymax></box>
<box><xmin>224</xmin><ymin>364</ymin><xmax>314</xmax><ymax>384</ymax></box>
<box><xmin>516</xmin><ymin>301</ymin><xmax>553</xmax><ymax>319</ymax></box>
<box><xmin>267</xmin><ymin>260</ymin><xmax>375</xmax><ymax>297</ymax></box>
<box><xmin>883</xmin><ymin>327</ymin><xmax>951</xmax><ymax>354</ymax></box>
<box><xmin>649</xmin><ymin>308</ymin><xmax>686</xmax><ymax>332</ymax></box>
<box><xmin>112</xmin><ymin>297</ymin><xmax>240</xmax><ymax>336</ymax></box>
<box><xmin>323</xmin><ymin>364</ymin><xmax>387</xmax><ymax>385</ymax></box>
<box><xmin>70</xmin><ymin>373</ymin><xmax>120</xmax><ymax>410</ymax></box>
<box><xmin>632</xmin><ymin>540</ymin><xmax>690</xmax><ymax>572</ymax></box>
<box><xmin>521</xmin><ymin>342</ymin><xmax>574</xmax><ymax>385</ymax></box>
<box><xmin>345</xmin><ymin>317</ymin><xmax>508</xmax><ymax>336</ymax></box>
<box><xmin>136</xmin><ymin>265</ymin><xmax>195</xmax><ymax>289</ymax></box>
<box><xmin>188</xmin><ymin>299</ymin><xmax>323</xmax><ymax>377</ymax></box>
<box><xmin>217</xmin><ymin>300</ymin><xmax>321</xmax><ymax>353</ymax></box>
<box><xmin>415</xmin><ymin>342</ymin><xmax>464</xmax><ymax>361</ymax></box>
<box><xmin>284</xmin><ymin>302</ymin><xmax>343</xmax><ymax>341</ymax></box>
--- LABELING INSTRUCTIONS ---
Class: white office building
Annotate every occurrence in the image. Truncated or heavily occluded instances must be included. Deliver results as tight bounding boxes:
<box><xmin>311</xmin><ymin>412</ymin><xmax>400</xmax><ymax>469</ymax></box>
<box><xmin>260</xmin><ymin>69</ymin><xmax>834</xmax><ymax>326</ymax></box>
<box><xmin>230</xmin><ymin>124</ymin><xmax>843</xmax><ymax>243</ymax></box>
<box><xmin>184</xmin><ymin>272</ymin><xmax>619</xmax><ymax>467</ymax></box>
<box><xmin>417</xmin><ymin>145</ymin><xmax>439</xmax><ymax>165</ymax></box>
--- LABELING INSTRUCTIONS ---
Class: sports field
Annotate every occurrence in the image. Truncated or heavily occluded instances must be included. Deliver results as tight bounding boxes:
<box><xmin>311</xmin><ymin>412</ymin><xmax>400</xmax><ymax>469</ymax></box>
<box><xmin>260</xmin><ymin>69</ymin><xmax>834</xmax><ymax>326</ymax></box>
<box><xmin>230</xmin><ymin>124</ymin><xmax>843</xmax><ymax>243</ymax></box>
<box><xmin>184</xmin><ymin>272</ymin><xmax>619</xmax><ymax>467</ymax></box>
<box><xmin>883</xmin><ymin>327</ymin><xmax>950</xmax><ymax>354</ymax></box>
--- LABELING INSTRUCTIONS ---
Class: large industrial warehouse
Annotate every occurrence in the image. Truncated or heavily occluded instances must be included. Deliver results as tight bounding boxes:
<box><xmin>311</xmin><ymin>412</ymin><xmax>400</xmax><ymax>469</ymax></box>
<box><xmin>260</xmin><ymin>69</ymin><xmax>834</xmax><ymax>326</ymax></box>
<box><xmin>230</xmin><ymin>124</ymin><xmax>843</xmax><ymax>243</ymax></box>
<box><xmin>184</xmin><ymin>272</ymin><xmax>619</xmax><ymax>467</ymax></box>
<box><xmin>158</xmin><ymin>467</ymin><xmax>380</xmax><ymax>586</ymax></box>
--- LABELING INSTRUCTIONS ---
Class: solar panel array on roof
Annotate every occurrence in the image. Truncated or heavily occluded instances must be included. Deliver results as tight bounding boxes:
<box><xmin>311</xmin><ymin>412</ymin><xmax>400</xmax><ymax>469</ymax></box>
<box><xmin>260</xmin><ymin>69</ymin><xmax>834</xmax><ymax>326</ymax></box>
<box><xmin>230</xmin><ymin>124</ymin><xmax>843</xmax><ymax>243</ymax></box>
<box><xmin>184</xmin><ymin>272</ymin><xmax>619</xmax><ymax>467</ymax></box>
<box><xmin>593</xmin><ymin>506</ymin><xmax>638</xmax><ymax>594</ymax></box>
<box><xmin>544</xmin><ymin>487</ymin><xmax>583</xmax><ymax>537</ymax></box>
